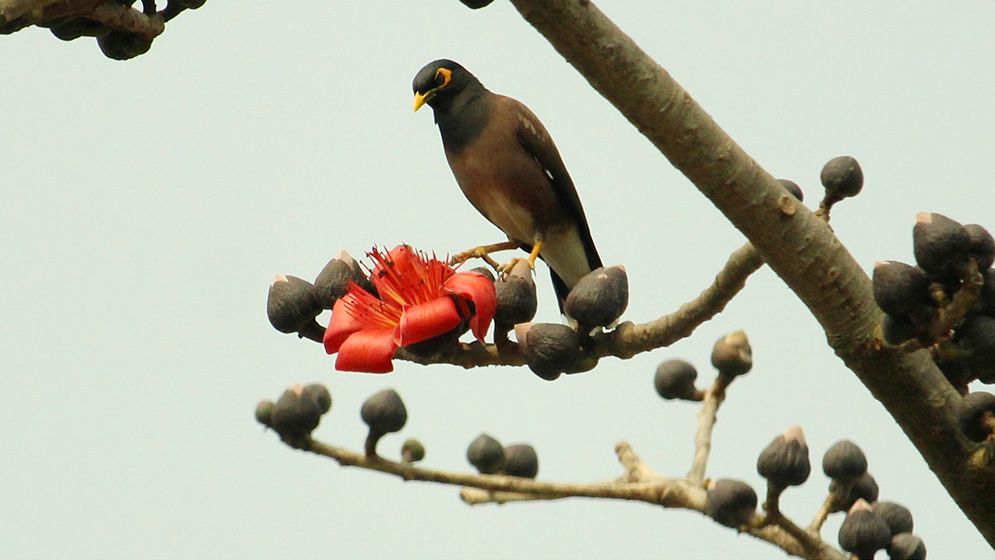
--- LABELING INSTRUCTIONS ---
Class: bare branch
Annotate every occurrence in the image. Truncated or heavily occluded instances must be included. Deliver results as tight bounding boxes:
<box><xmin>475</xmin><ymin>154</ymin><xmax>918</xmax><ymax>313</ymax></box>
<box><xmin>687</xmin><ymin>376</ymin><xmax>731</xmax><ymax>484</ymax></box>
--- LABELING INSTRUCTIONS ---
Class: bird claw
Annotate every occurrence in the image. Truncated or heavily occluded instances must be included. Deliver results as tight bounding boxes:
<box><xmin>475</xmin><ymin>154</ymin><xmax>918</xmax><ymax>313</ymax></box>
<box><xmin>450</xmin><ymin>246</ymin><xmax>503</xmax><ymax>271</ymax></box>
<box><xmin>497</xmin><ymin>257</ymin><xmax>534</xmax><ymax>279</ymax></box>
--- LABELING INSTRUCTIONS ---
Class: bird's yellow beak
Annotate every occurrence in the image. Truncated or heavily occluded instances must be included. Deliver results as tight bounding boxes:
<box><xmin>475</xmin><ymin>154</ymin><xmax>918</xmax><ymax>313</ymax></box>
<box><xmin>413</xmin><ymin>91</ymin><xmax>430</xmax><ymax>112</ymax></box>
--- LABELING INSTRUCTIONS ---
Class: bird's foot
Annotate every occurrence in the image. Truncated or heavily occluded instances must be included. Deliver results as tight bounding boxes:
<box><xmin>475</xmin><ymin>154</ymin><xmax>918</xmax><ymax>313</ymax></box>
<box><xmin>449</xmin><ymin>246</ymin><xmax>502</xmax><ymax>270</ymax></box>
<box><xmin>497</xmin><ymin>257</ymin><xmax>534</xmax><ymax>279</ymax></box>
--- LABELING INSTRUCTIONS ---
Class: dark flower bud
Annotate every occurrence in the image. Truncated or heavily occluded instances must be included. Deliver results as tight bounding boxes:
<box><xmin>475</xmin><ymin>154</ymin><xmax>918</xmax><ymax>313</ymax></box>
<box><xmin>820</xmin><ymin>156</ymin><xmax>863</xmax><ymax>200</ymax></box>
<box><xmin>913</xmin><ymin>212</ymin><xmax>971</xmax><ymax>279</ymax></box>
<box><xmin>564</xmin><ymin>266</ymin><xmax>629</xmax><ymax>329</ymax></box>
<box><xmin>888</xmin><ymin>533</ymin><xmax>927</xmax><ymax>560</ymax></box>
<box><xmin>469</xmin><ymin>266</ymin><xmax>496</xmax><ymax>283</ymax></box>
<box><xmin>51</xmin><ymin>17</ymin><xmax>108</xmax><ymax>41</ymax></box>
<box><xmin>832</xmin><ymin>472</ymin><xmax>879</xmax><ymax>511</ymax></box>
<box><xmin>97</xmin><ymin>31</ymin><xmax>152</xmax><ymax>60</ymax></box>
<box><xmin>314</xmin><ymin>250</ymin><xmax>375</xmax><ymax>307</ymax></box>
<box><xmin>838</xmin><ymin>499</ymin><xmax>892</xmax><ymax>559</ymax></box>
<box><xmin>872</xmin><ymin>501</ymin><xmax>914</xmax><ymax>537</ymax></box>
<box><xmin>515</xmin><ymin>323</ymin><xmax>580</xmax><ymax>381</ymax></box>
<box><xmin>711</xmin><ymin>330</ymin><xmax>752</xmax><ymax>377</ymax></box>
<box><xmin>302</xmin><ymin>384</ymin><xmax>332</xmax><ymax>415</ymax></box>
<box><xmin>361</xmin><ymin>389</ymin><xmax>407</xmax><ymax>455</ymax></box>
<box><xmin>966</xmin><ymin>224</ymin><xmax>995</xmax><ymax>270</ymax></box>
<box><xmin>980</xmin><ymin>268</ymin><xmax>995</xmax><ymax>316</ymax></box>
<box><xmin>495</xmin><ymin>260</ymin><xmax>537</xmax><ymax>326</ymax></box>
<box><xmin>255</xmin><ymin>400</ymin><xmax>274</xmax><ymax>427</ymax></box>
<box><xmin>401</xmin><ymin>438</ymin><xmax>426</xmax><ymax>463</ymax></box>
<box><xmin>467</xmin><ymin>433</ymin><xmax>505</xmax><ymax>474</ymax></box>
<box><xmin>873</xmin><ymin>261</ymin><xmax>931</xmax><ymax>316</ymax></box>
<box><xmin>653</xmin><ymin>359</ymin><xmax>700</xmax><ymax>400</ymax></box>
<box><xmin>953</xmin><ymin>315</ymin><xmax>995</xmax><ymax>377</ymax></box>
<box><xmin>882</xmin><ymin>314</ymin><xmax>918</xmax><ymax>345</ymax></box>
<box><xmin>705</xmin><ymin>479</ymin><xmax>757</xmax><ymax>528</ymax></box>
<box><xmin>271</xmin><ymin>384</ymin><xmax>324</xmax><ymax>440</ymax></box>
<box><xmin>778</xmin><ymin>179</ymin><xmax>804</xmax><ymax>202</ymax></box>
<box><xmin>757</xmin><ymin>425</ymin><xmax>811</xmax><ymax>487</ymax></box>
<box><xmin>957</xmin><ymin>391</ymin><xmax>995</xmax><ymax>442</ymax></box>
<box><xmin>822</xmin><ymin>439</ymin><xmax>868</xmax><ymax>483</ymax></box>
<box><xmin>459</xmin><ymin>0</ymin><xmax>494</xmax><ymax>8</ymax></box>
<box><xmin>267</xmin><ymin>275</ymin><xmax>322</xmax><ymax>333</ymax></box>
<box><xmin>503</xmin><ymin>443</ymin><xmax>539</xmax><ymax>479</ymax></box>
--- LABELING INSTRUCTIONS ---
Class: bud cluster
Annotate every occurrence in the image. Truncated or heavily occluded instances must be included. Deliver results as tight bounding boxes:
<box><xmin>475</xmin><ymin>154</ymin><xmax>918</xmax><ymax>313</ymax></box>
<box><xmin>466</xmin><ymin>434</ymin><xmax>539</xmax><ymax>479</ymax></box>
<box><xmin>872</xmin><ymin>214</ymin><xmax>995</xmax><ymax>388</ymax></box>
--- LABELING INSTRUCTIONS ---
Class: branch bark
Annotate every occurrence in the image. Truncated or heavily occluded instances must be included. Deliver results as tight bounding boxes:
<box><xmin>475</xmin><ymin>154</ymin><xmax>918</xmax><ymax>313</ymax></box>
<box><xmin>507</xmin><ymin>0</ymin><xmax>994</xmax><ymax>546</ymax></box>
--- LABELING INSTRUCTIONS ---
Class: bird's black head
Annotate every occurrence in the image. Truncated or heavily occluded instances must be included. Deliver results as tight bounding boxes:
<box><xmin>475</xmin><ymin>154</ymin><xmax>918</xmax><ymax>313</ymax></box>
<box><xmin>412</xmin><ymin>59</ymin><xmax>483</xmax><ymax>114</ymax></box>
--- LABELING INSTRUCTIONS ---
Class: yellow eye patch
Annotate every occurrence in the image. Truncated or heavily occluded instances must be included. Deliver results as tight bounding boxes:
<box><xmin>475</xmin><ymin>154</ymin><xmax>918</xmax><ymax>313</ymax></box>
<box><xmin>435</xmin><ymin>67</ymin><xmax>453</xmax><ymax>88</ymax></box>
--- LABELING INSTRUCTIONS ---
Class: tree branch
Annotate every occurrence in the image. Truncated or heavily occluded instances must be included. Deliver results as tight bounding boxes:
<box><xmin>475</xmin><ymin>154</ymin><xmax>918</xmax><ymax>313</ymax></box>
<box><xmin>393</xmin><ymin>241</ymin><xmax>763</xmax><ymax>368</ymax></box>
<box><xmin>291</xmin><ymin>436</ymin><xmax>844</xmax><ymax>560</ymax></box>
<box><xmin>507</xmin><ymin>0</ymin><xmax>995</xmax><ymax>546</ymax></box>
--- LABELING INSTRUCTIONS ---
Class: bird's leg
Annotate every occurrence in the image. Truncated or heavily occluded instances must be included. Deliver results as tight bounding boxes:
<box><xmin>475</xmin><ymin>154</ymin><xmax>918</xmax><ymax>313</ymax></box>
<box><xmin>497</xmin><ymin>239</ymin><xmax>544</xmax><ymax>277</ymax></box>
<box><xmin>449</xmin><ymin>240</ymin><xmax>520</xmax><ymax>269</ymax></box>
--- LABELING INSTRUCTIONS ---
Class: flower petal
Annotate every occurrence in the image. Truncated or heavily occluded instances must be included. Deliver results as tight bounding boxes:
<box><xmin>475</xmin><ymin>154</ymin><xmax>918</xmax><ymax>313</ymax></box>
<box><xmin>335</xmin><ymin>328</ymin><xmax>397</xmax><ymax>373</ymax></box>
<box><xmin>397</xmin><ymin>296</ymin><xmax>462</xmax><ymax>346</ymax></box>
<box><xmin>324</xmin><ymin>297</ymin><xmax>364</xmax><ymax>354</ymax></box>
<box><xmin>445</xmin><ymin>272</ymin><xmax>496</xmax><ymax>342</ymax></box>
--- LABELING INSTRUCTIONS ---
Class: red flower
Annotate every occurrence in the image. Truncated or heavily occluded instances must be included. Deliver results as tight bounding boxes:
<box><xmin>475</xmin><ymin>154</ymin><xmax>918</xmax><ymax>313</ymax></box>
<box><xmin>323</xmin><ymin>245</ymin><xmax>496</xmax><ymax>373</ymax></box>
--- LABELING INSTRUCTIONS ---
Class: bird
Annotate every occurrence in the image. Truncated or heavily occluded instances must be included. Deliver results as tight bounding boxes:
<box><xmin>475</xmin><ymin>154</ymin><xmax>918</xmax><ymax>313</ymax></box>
<box><xmin>412</xmin><ymin>59</ymin><xmax>602</xmax><ymax>315</ymax></box>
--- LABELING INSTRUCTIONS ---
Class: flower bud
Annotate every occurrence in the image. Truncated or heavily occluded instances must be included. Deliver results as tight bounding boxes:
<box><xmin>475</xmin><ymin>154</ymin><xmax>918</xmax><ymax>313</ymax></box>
<box><xmin>820</xmin><ymin>156</ymin><xmax>863</xmax><ymax>200</ymax></box>
<box><xmin>653</xmin><ymin>359</ymin><xmax>699</xmax><ymax>400</ymax></box>
<box><xmin>401</xmin><ymin>438</ymin><xmax>426</xmax><ymax>463</ymax></box>
<box><xmin>469</xmin><ymin>266</ymin><xmax>496</xmax><ymax>283</ymax></box>
<box><xmin>564</xmin><ymin>266</ymin><xmax>629</xmax><ymax>329</ymax></box>
<box><xmin>887</xmin><ymin>533</ymin><xmax>927</xmax><ymax>560</ymax></box>
<box><xmin>822</xmin><ymin>439</ymin><xmax>868</xmax><ymax>483</ymax></box>
<box><xmin>459</xmin><ymin>0</ymin><xmax>494</xmax><ymax>8</ymax></box>
<box><xmin>872</xmin><ymin>261</ymin><xmax>931</xmax><ymax>317</ymax></box>
<box><xmin>314</xmin><ymin>250</ymin><xmax>374</xmax><ymax>307</ymax></box>
<box><xmin>711</xmin><ymin>331</ymin><xmax>752</xmax><ymax>377</ymax></box>
<box><xmin>913</xmin><ymin>212</ymin><xmax>971</xmax><ymax>279</ymax></box>
<box><xmin>832</xmin><ymin>472</ymin><xmax>879</xmax><ymax>511</ymax></box>
<box><xmin>957</xmin><ymin>391</ymin><xmax>995</xmax><ymax>442</ymax></box>
<box><xmin>50</xmin><ymin>17</ymin><xmax>108</xmax><ymax>41</ymax></box>
<box><xmin>872</xmin><ymin>501</ymin><xmax>914</xmax><ymax>536</ymax></box>
<box><xmin>757</xmin><ymin>425</ymin><xmax>811</xmax><ymax>487</ymax></box>
<box><xmin>882</xmin><ymin>314</ymin><xmax>918</xmax><ymax>345</ymax></box>
<box><xmin>271</xmin><ymin>384</ymin><xmax>324</xmax><ymax>439</ymax></box>
<box><xmin>778</xmin><ymin>179</ymin><xmax>804</xmax><ymax>202</ymax></box>
<box><xmin>981</xmin><ymin>268</ymin><xmax>995</xmax><ymax>316</ymax></box>
<box><xmin>503</xmin><ymin>443</ymin><xmax>539</xmax><ymax>479</ymax></box>
<box><xmin>516</xmin><ymin>323</ymin><xmax>580</xmax><ymax>381</ymax></box>
<box><xmin>302</xmin><ymin>384</ymin><xmax>332</xmax><ymax>414</ymax></box>
<box><xmin>267</xmin><ymin>275</ymin><xmax>322</xmax><ymax>334</ymax></box>
<box><xmin>97</xmin><ymin>31</ymin><xmax>152</xmax><ymax>60</ymax></box>
<box><xmin>467</xmin><ymin>433</ymin><xmax>505</xmax><ymax>474</ymax></box>
<box><xmin>705</xmin><ymin>479</ymin><xmax>757</xmax><ymax>528</ymax></box>
<box><xmin>966</xmin><ymin>224</ymin><xmax>995</xmax><ymax>270</ymax></box>
<box><xmin>361</xmin><ymin>388</ymin><xmax>408</xmax><ymax>436</ymax></box>
<box><xmin>838</xmin><ymin>499</ymin><xmax>891</xmax><ymax>559</ymax></box>
<box><xmin>494</xmin><ymin>260</ymin><xmax>537</xmax><ymax>326</ymax></box>
<box><xmin>954</xmin><ymin>315</ymin><xmax>995</xmax><ymax>379</ymax></box>
<box><xmin>255</xmin><ymin>400</ymin><xmax>274</xmax><ymax>427</ymax></box>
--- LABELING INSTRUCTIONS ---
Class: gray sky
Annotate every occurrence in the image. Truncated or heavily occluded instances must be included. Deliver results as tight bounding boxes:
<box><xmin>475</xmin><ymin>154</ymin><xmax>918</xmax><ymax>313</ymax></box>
<box><xmin>3</xmin><ymin>1</ymin><xmax>993</xmax><ymax>558</ymax></box>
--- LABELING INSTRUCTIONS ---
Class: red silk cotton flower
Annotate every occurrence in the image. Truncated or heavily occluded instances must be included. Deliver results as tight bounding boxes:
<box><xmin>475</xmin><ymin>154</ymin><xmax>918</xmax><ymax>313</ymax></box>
<box><xmin>323</xmin><ymin>245</ymin><xmax>496</xmax><ymax>373</ymax></box>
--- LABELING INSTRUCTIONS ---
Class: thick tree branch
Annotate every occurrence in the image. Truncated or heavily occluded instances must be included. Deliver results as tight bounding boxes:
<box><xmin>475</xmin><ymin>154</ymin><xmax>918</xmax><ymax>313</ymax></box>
<box><xmin>506</xmin><ymin>0</ymin><xmax>995</xmax><ymax>546</ymax></box>
<box><xmin>1</xmin><ymin>0</ymin><xmax>166</xmax><ymax>38</ymax></box>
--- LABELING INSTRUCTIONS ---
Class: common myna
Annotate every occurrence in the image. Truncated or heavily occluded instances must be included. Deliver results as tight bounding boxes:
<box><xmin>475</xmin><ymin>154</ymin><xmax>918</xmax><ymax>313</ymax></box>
<box><xmin>412</xmin><ymin>59</ymin><xmax>602</xmax><ymax>314</ymax></box>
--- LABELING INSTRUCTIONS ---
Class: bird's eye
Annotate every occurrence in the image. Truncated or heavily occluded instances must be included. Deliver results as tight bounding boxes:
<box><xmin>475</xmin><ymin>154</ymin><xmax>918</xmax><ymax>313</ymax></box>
<box><xmin>434</xmin><ymin>67</ymin><xmax>453</xmax><ymax>89</ymax></box>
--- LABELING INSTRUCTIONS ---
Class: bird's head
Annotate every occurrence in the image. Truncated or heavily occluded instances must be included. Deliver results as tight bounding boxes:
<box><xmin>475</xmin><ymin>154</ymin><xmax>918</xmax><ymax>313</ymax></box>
<box><xmin>412</xmin><ymin>59</ymin><xmax>480</xmax><ymax>113</ymax></box>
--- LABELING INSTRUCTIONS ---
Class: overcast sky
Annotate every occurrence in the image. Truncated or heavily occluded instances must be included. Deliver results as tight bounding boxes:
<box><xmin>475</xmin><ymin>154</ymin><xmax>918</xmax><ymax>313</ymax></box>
<box><xmin>3</xmin><ymin>1</ymin><xmax>994</xmax><ymax>558</ymax></box>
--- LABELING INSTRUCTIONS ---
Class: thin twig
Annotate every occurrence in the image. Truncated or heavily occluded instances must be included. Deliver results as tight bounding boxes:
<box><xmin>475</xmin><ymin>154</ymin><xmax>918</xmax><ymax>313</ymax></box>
<box><xmin>762</xmin><ymin>483</ymin><xmax>824</xmax><ymax>553</ymax></box>
<box><xmin>688</xmin><ymin>375</ymin><xmax>731</xmax><ymax>485</ymax></box>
